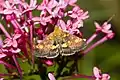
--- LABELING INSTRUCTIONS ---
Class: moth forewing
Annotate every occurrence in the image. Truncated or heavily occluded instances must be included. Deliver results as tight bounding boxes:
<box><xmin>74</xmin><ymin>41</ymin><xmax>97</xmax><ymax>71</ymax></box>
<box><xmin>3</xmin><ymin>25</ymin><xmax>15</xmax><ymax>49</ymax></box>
<box><xmin>35</xmin><ymin>37</ymin><xmax>59</xmax><ymax>58</ymax></box>
<box><xmin>60</xmin><ymin>33</ymin><xmax>85</xmax><ymax>56</ymax></box>
<box><xmin>34</xmin><ymin>26</ymin><xmax>86</xmax><ymax>58</ymax></box>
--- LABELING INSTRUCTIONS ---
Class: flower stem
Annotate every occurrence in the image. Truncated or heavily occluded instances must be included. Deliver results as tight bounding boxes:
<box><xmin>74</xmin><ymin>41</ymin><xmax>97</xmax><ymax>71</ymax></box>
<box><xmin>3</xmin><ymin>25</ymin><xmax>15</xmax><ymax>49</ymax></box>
<box><xmin>0</xmin><ymin>23</ymin><xmax>11</xmax><ymax>38</ymax></box>
<box><xmin>64</xmin><ymin>74</ymin><xmax>95</xmax><ymax>80</ymax></box>
<box><xmin>12</xmin><ymin>55</ymin><xmax>22</xmax><ymax>80</ymax></box>
<box><xmin>11</xmin><ymin>19</ymin><xmax>23</xmax><ymax>32</ymax></box>
<box><xmin>83</xmin><ymin>36</ymin><xmax>108</xmax><ymax>54</ymax></box>
<box><xmin>86</xmin><ymin>33</ymin><xmax>97</xmax><ymax>45</ymax></box>
<box><xmin>0</xmin><ymin>60</ymin><xmax>16</xmax><ymax>69</ymax></box>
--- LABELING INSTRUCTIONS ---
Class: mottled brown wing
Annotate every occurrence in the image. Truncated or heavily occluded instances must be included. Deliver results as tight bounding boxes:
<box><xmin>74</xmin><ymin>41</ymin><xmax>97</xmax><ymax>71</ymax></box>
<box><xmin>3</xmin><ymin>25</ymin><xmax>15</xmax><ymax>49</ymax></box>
<box><xmin>35</xmin><ymin>37</ymin><xmax>59</xmax><ymax>58</ymax></box>
<box><xmin>60</xmin><ymin>34</ymin><xmax>86</xmax><ymax>56</ymax></box>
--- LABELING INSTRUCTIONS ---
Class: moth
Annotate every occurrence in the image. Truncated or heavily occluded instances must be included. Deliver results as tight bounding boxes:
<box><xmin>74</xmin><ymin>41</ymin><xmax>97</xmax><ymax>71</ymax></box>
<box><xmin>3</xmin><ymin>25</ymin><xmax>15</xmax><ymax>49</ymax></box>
<box><xmin>35</xmin><ymin>26</ymin><xmax>86</xmax><ymax>58</ymax></box>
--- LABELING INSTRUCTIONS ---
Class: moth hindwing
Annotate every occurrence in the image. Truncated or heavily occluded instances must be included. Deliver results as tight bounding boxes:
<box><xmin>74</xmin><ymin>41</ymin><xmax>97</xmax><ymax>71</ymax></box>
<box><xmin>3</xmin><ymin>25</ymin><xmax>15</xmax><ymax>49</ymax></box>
<box><xmin>35</xmin><ymin>26</ymin><xmax>85</xmax><ymax>58</ymax></box>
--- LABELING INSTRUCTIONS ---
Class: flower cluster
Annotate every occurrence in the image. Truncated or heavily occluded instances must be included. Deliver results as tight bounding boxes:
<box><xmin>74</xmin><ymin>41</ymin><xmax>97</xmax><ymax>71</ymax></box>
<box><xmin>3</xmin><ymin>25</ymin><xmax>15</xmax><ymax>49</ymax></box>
<box><xmin>0</xmin><ymin>0</ymin><xmax>114</xmax><ymax>80</ymax></box>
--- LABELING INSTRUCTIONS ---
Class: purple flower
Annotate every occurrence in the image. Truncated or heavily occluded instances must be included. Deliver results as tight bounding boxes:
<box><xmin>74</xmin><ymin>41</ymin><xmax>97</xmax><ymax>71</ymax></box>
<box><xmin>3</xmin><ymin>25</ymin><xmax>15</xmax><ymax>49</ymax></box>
<box><xmin>93</xmin><ymin>67</ymin><xmax>110</xmax><ymax>80</ymax></box>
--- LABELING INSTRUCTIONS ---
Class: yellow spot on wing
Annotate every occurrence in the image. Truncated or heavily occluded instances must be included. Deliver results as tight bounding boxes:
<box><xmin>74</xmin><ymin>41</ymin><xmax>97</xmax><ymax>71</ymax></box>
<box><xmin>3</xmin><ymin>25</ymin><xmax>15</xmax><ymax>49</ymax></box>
<box><xmin>51</xmin><ymin>44</ymin><xmax>59</xmax><ymax>49</ymax></box>
<box><xmin>75</xmin><ymin>38</ymin><xmax>82</xmax><ymax>43</ymax></box>
<box><xmin>62</xmin><ymin>43</ymin><xmax>68</xmax><ymax>47</ymax></box>
<box><xmin>36</xmin><ymin>45</ymin><xmax>43</xmax><ymax>49</ymax></box>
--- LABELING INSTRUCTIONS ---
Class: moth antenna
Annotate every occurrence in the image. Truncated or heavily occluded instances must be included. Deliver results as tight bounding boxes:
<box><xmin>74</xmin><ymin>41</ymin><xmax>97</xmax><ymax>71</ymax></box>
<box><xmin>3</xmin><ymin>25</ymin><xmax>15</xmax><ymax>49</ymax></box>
<box><xmin>107</xmin><ymin>14</ymin><xmax>115</xmax><ymax>23</ymax></box>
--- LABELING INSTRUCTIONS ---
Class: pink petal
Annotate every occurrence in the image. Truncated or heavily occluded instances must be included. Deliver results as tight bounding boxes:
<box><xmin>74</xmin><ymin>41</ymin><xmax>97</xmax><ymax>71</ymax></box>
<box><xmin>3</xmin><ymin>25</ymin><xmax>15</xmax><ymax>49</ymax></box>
<box><xmin>4</xmin><ymin>1</ymin><xmax>11</xmax><ymax>8</ymax></box>
<box><xmin>93</xmin><ymin>67</ymin><xmax>101</xmax><ymax>78</ymax></box>
<box><xmin>103</xmin><ymin>24</ymin><xmax>111</xmax><ymax>30</ymax></box>
<box><xmin>107</xmin><ymin>32</ymin><xmax>115</xmax><ymax>39</ymax></box>
<box><xmin>48</xmin><ymin>0</ymin><xmax>57</xmax><ymax>9</ymax></box>
<box><xmin>48</xmin><ymin>73</ymin><xmax>56</xmax><ymax>80</ymax></box>
<box><xmin>13</xmin><ymin>10</ymin><xmax>22</xmax><ymax>18</ymax></box>
<box><xmin>3</xmin><ymin>9</ymin><xmax>13</xmax><ymax>14</ymax></box>
<box><xmin>0</xmin><ymin>53</ymin><xmax>6</xmax><ymax>59</ymax></box>
<box><xmin>57</xmin><ymin>0</ymin><xmax>67</xmax><ymax>9</ymax></box>
<box><xmin>44</xmin><ymin>60</ymin><xmax>53</xmax><ymax>66</ymax></box>
<box><xmin>41</xmin><ymin>21</ymin><xmax>47</xmax><ymax>25</ymax></box>
<box><xmin>4</xmin><ymin>38</ymin><xmax>10</xmax><ymax>43</ymax></box>
<box><xmin>66</xmin><ymin>0</ymin><xmax>77</xmax><ymax>5</ymax></box>
<box><xmin>57</xmin><ymin>20</ymin><xmax>66</xmax><ymax>30</ymax></box>
<box><xmin>37</xmin><ymin>5</ymin><xmax>45</xmax><ymax>10</ymax></box>
<box><xmin>11</xmin><ymin>48</ymin><xmax>21</xmax><ymax>53</ymax></box>
<box><xmin>41</xmin><ymin>0</ymin><xmax>49</xmax><ymax>6</ymax></box>
<box><xmin>32</xmin><ymin>17</ymin><xmax>41</xmax><ymax>21</ymax></box>
<box><xmin>21</xmin><ymin>2</ymin><xmax>29</xmax><ymax>9</ymax></box>
<box><xmin>69</xmin><ymin>13</ymin><xmax>78</xmax><ymax>18</ymax></box>
<box><xmin>37</xmin><ymin>0</ymin><xmax>48</xmax><ymax>10</ymax></box>
<box><xmin>12</xmin><ymin>40</ymin><xmax>17</xmax><ymax>48</ymax></box>
<box><xmin>73</xmin><ymin>6</ymin><xmax>80</xmax><ymax>12</ymax></box>
<box><xmin>102</xmin><ymin>74</ymin><xmax>110</xmax><ymax>80</ymax></box>
<box><xmin>94</xmin><ymin>22</ymin><xmax>101</xmax><ymax>29</ymax></box>
<box><xmin>102</xmin><ymin>29</ymin><xmax>112</xmax><ymax>34</ymax></box>
<box><xmin>44</xmin><ymin>16</ymin><xmax>52</xmax><ymax>22</ymax></box>
<box><xmin>13</xmin><ymin>34</ymin><xmax>21</xmax><ymax>40</ymax></box>
<box><xmin>80</xmin><ymin>11</ymin><xmax>89</xmax><ymax>20</ymax></box>
<box><xmin>3</xmin><ymin>40</ymin><xmax>12</xmax><ymax>47</ymax></box>
<box><xmin>30</xmin><ymin>0</ymin><xmax>37</xmax><ymax>7</ymax></box>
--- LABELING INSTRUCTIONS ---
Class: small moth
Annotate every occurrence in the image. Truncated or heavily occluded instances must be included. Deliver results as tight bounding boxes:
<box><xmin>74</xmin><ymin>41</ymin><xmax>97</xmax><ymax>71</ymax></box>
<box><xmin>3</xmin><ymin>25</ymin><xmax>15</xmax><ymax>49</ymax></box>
<box><xmin>35</xmin><ymin>26</ymin><xmax>86</xmax><ymax>58</ymax></box>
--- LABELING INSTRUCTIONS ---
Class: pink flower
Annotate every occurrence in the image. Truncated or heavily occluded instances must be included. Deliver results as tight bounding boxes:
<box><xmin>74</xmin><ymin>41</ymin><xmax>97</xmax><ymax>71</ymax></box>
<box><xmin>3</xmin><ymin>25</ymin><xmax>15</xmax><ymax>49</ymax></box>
<box><xmin>57</xmin><ymin>19</ymin><xmax>82</xmax><ymax>34</ymax></box>
<box><xmin>94</xmin><ymin>22</ymin><xmax>112</xmax><ymax>34</ymax></box>
<box><xmin>67</xmin><ymin>6</ymin><xmax>89</xmax><ymax>20</ymax></box>
<box><xmin>32</xmin><ymin>16</ymin><xmax>52</xmax><ymax>26</ymax></box>
<box><xmin>3</xmin><ymin>34</ymin><xmax>21</xmax><ymax>48</ymax></box>
<box><xmin>2</xmin><ymin>34</ymin><xmax>21</xmax><ymax>54</ymax></box>
<box><xmin>94</xmin><ymin>22</ymin><xmax>115</xmax><ymax>39</ymax></box>
<box><xmin>51</xmin><ymin>0</ymin><xmax>68</xmax><ymax>18</ymax></box>
<box><xmin>48</xmin><ymin>73</ymin><xmax>56</xmax><ymax>80</ymax></box>
<box><xmin>93</xmin><ymin>67</ymin><xmax>110</xmax><ymax>80</ymax></box>
<box><xmin>0</xmin><ymin>1</ymin><xmax>22</xmax><ymax>17</ymax></box>
<box><xmin>22</xmin><ymin>0</ymin><xmax>37</xmax><ymax>14</ymax></box>
<box><xmin>37</xmin><ymin>0</ymin><xmax>57</xmax><ymax>14</ymax></box>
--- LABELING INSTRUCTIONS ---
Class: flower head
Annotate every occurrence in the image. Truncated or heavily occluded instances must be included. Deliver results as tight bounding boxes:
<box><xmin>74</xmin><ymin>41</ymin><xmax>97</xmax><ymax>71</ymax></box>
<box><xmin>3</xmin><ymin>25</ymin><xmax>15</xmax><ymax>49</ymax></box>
<box><xmin>94</xmin><ymin>22</ymin><xmax>115</xmax><ymax>39</ymax></box>
<box><xmin>94</xmin><ymin>22</ymin><xmax>112</xmax><ymax>34</ymax></box>
<box><xmin>22</xmin><ymin>0</ymin><xmax>37</xmax><ymax>14</ymax></box>
<box><xmin>93</xmin><ymin>67</ymin><xmax>110</xmax><ymax>80</ymax></box>
<box><xmin>0</xmin><ymin>0</ymin><xmax>22</xmax><ymax>17</ymax></box>
<box><xmin>3</xmin><ymin>34</ymin><xmax>21</xmax><ymax>48</ymax></box>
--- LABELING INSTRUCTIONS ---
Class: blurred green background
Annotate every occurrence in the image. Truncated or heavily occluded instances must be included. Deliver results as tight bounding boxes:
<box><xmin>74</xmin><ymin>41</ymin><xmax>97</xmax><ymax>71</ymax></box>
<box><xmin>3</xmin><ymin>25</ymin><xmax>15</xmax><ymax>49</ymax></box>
<box><xmin>77</xmin><ymin>0</ymin><xmax>120</xmax><ymax>80</ymax></box>
<box><xmin>0</xmin><ymin>0</ymin><xmax>120</xmax><ymax>80</ymax></box>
